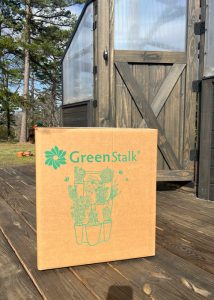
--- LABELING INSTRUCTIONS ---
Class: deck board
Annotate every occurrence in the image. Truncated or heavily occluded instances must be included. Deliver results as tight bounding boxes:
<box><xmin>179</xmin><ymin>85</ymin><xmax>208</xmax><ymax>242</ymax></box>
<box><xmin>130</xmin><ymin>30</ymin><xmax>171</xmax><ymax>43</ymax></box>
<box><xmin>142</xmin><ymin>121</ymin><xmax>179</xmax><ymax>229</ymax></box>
<box><xmin>0</xmin><ymin>231</ymin><xmax>42</xmax><ymax>300</ymax></box>
<box><xmin>0</xmin><ymin>165</ymin><xmax>214</xmax><ymax>300</ymax></box>
<box><xmin>0</xmin><ymin>198</ymin><xmax>96</xmax><ymax>300</ymax></box>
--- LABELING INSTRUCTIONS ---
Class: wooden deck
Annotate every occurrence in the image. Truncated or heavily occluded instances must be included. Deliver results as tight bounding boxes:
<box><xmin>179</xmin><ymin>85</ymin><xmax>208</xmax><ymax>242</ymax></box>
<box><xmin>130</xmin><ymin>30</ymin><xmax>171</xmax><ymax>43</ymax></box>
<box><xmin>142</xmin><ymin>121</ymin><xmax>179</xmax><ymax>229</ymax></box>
<box><xmin>0</xmin><ymin>165</ymin><xmax>214</xmax><ymax>300</ymax></box>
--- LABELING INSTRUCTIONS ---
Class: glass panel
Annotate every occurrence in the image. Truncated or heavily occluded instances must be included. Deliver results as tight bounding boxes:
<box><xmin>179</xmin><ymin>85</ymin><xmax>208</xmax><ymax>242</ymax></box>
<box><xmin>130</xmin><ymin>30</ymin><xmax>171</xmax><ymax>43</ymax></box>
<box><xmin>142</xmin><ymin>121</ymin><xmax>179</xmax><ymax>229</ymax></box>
<box><xmin>63</xmin><ymin>3</ymin><xmax>93</xmax><ymax>105</ymax></box>
<box><xmin>115</xmin><ymin>0</ymin><xmax>187</xmax><ymax>52</ymax></box>
<box><xmin>204</xmin><ymin>0</ymin><xmax>214</xmax><ymax>77</ymax></box>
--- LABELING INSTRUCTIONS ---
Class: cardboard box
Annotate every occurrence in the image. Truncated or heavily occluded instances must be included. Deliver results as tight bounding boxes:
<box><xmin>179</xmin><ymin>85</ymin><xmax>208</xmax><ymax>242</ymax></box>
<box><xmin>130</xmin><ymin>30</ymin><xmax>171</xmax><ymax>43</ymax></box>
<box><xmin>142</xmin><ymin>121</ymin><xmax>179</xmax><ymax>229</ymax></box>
<box><xmin>36</xmin><ymin>128</ymin><xmax>157</xmax><ymax>270</ymax></box>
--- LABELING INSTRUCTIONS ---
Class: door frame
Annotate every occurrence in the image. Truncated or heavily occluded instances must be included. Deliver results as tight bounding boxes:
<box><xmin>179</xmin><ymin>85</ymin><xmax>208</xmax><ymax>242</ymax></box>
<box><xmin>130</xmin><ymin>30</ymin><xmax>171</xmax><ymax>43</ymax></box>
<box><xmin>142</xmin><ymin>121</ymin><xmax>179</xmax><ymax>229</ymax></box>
<box><xmin>96</xmin><ymin>0</ymin><xmax>200</xmax><ymax>182</ymax></box>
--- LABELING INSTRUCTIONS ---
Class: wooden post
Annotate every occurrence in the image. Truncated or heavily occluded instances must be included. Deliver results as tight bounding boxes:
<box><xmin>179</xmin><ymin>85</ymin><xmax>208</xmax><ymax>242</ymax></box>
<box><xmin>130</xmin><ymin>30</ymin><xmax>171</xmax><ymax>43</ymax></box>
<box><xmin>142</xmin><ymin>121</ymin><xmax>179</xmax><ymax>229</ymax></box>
<box><xmin>109</xmin><ymin>0</ymin><xmax>116</xmax><ymax>126</ymax></box>
<box><xmin>183</xmin><ymin>0</ymin><xmax>200</xmax><ymax>171</ymax></box>
<box><xmin>198</xmin><ymin>79</ymin><xmax>214</xmax><ymax>200</ymax></box>
<box><xmin>93</xmin><ymin>0</ymin><xmax>98</xmax><ymax>126</ymax></box>
<box><xmin>97</xmin><ymin>0</ymin><xmax>110</xmax><ymax>127</ymax></box>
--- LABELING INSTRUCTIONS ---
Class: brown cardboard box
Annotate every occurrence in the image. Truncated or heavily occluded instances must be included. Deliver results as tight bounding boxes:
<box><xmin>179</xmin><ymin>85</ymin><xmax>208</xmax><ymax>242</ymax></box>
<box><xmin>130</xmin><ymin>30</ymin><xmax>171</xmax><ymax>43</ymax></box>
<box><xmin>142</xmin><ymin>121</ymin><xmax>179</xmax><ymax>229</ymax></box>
<box><xmin>36</xmin><ymin>128</ymin><xmax>157</xmax><ymax>270</ymax></box>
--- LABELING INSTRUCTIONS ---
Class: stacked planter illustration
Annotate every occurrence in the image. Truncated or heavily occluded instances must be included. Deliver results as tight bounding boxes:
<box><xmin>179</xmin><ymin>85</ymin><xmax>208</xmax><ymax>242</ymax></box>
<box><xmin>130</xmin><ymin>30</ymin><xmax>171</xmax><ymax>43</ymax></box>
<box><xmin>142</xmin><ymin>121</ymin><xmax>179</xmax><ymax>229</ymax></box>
<box><xmin>68</xmin><ymin>167</ymin><xmax>119</xmax><ymax>246</ymax></box>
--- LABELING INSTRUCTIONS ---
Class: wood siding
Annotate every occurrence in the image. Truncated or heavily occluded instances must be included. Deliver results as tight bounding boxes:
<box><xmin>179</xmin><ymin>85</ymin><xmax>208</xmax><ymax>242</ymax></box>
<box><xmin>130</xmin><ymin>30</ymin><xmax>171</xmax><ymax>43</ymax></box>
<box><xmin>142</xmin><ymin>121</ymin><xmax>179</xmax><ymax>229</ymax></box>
<box><xmin>62</xmin><ymin>102</ymin><xmax>94</xmax><ymax>127</ymax></box>
<box><xmin>198</xmin><ymin>78</ymin><xmax>214</xmax><ymax>200</ymax></box>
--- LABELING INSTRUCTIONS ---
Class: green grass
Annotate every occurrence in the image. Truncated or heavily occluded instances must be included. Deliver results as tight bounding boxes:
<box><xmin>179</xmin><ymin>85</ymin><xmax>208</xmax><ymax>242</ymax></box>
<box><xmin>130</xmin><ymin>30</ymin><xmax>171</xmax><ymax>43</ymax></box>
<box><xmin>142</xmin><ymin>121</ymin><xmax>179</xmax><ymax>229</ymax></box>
<box><xmin>0</xmin><ymin>142</ymin><xmax>35</xmax><ymax>167</ymax></box>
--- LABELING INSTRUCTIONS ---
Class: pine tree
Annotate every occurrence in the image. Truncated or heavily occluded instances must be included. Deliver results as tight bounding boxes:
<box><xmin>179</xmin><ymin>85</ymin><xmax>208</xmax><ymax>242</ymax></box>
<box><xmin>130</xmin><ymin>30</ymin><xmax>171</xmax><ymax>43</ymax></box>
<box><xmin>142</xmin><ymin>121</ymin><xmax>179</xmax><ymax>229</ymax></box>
<box><xmin>0</xmin><ymin>0</ymin><xmax>85</xmax><ymax>140</ymax></box>
<box><xmin>18</xmin><ymin>0</ymin><xmax>84</xmax><ymax>141</ymax></box>
<box><xmin>30</xmin><ymin>25</ymin><xmax>74</xmax><ymax>126</ymax></box>
<box><xmin>0</xmin><ymin>0</ymin><xmax>23</xmax><ymax>139</ymax></box>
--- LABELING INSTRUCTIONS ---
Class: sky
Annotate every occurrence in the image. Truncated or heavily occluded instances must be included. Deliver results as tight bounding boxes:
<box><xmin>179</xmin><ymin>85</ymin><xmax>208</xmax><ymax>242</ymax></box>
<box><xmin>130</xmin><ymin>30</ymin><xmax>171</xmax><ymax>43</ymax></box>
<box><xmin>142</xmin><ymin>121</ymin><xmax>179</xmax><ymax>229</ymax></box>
<box><xmin>12</xmin><ymin>3</ymin><xmax>84</xmax><ymax>101</ymax></box>
<box><xmin>69</xmin><ymin>3</ymin><xmax>84</xmax><ymax>17</ymax></box>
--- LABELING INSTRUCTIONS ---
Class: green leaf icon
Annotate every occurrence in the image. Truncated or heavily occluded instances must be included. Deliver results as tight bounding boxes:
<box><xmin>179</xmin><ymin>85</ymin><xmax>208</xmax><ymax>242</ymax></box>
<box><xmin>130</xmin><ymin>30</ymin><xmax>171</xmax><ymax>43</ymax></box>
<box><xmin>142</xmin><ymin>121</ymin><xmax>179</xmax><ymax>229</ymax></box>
<box><xmin>45</xmin><ymin>146</ymin><xmax>67</xmax><ymax>170</ymax></box>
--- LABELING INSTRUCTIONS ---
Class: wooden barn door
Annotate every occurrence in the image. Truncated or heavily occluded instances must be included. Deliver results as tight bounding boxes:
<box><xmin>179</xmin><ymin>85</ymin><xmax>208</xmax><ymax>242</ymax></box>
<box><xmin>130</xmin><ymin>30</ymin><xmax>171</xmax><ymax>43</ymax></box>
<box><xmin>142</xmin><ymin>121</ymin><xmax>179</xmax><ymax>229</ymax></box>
<box><xmin>96</xmin><ymin>0</ymin><xmax>200</xmax><ymax>182</ymax></box>
<box><xmin>114</xmin><ymin>60</ymin><xmax>189</xmax><ymax>181</ymax></box>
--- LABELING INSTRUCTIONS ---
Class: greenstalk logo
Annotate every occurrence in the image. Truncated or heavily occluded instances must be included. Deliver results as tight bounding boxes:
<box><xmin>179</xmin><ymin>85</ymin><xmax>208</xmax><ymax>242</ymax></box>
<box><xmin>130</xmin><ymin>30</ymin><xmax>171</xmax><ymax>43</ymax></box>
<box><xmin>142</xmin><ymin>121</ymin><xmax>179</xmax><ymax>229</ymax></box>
<box><xmin>45</xmin><ymin>146</ymin><xmax>67</xmax><ymax>170</ymax></box>
<box><xmin>44</xmin><ymin>147</ymin><xmax>141</xmax><ymax>170</ymax></box>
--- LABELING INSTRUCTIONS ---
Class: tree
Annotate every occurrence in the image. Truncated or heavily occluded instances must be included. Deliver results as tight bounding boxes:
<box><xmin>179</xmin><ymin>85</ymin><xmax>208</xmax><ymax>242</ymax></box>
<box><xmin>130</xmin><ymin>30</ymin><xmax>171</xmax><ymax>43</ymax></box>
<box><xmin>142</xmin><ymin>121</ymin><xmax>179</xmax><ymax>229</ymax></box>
<box><xmin>0</xmin><ymin>0</ymin><xmax>85</xmax><ymax>140</ymax></box>
<box><xmin>0</xmin><ymin>0</ymin><xmax>23</xmax><ymax>139</ymax></box>
<box><xmin>19</xmin><ymin>0</ymin><xmax>84</xmax><ymax>142</ymax></box>
<box><xmin>30</xmin><ymin>25</ymin><xmax>73</xmax><ymax>126</ymax></box>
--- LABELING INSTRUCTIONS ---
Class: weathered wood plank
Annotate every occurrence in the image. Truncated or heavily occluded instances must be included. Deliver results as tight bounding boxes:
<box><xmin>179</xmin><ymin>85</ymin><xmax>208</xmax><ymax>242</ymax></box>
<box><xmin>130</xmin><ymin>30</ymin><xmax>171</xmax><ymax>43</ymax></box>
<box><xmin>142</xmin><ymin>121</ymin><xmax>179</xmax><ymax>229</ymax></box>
<box><xmin>210</xmin><ymin>168</ymin><xmax>214</xmax><ymax>184</ymax></box>
<box><xmin>157</xmin><ymin>213</ymin><xmax>214</xmax><ymax>252</ymax></box>
<box><xmin>212</xmin><ymin>131</ymin><xmax>214</xmax><ymax>149</ymax></box>
<box><xmin>114</xmin><ymin>51</ymin><xmax>187</xmax><ymax>64</ymax></box>
<box><xmin>7</xmin><ymin>165</ymin><xmax>36</xmax><ymax>185</ymax></box>
<box><xmin>211</xmin><ymin>150</ymin><xmax>214</xmax><ymax>167</ymax></box>
<box><xmin>163</xmin><ymin>189</ymin><xmax>214</xmax><ymax>210</ymax></box>
<box><xmin>0</xmin><ymin>231</ymin><xmax>42</xmax><ymax>300</ymax></box>
<box><xmin>156</xmin><ymin>224</ymin><xmax>214</xmax><ymax>275</ymax></box>
<box><xmin>93</xmin><ymin>1</ymin><xmax>98</xmax><ymax>126</ymax></box>
<box><xmin>198</xmin><ymin>0</ymin><xmax>206</xmax><ymax>78</ymax></box>
<box><xmin>0</xmin><ymin>166</ymin><xmax>35</xmax><ymax>184</ymax></box>
<box><xmin>131</xmin><ymin>64</ymin><xmax>149</xmax><ymax>128</ymax></box>
<box><xmin>109</xmin><ymin>0</ymin><xmax>116</xmax><ymax>126</ymax></box>
<box><xmin>0</xmin><ymin>199</ymin><xmax>97</xmax><ymax>300</ymax></box>
<box><xmin>164</xmin><ymin>69</ymin><xmax>182</xmax><ymax>162</ymax></box>
<box><xmin>183</xmin><ymin>0</ymin><xmax>200</xmax><ymax>170</ymax></box>
<box><xmin>0</xmin><ymin>168</ymin><xmax>147</xmax><ymax>300</ymax></box>
<box><xmin>159</xmin><ymin>190</ymin><xmax>214</xmax><ymax>218</ymax></box>
<box><xmin>73</xmin><ymin>264</ymin><xmax>147</xmax><ymax>300</ymax></box>
<box><xmin>115</xmin><ymin>68</ymin><xmax>132</xmax><ymax>127</ymax></box>
<box><xmin>157</xmin><ymin>208</ymin><xmax>214</xmax><ymax>245</ymax></box>
<box><xmin>156</xmin><ymin>246</ymin><xmax>214</xmax><ymax>297</ymax></box>
<box><xmin>149</xmin><ymin>65</ymin><xmax>166</xmax><ymax>170</ymax></box>
<box><xmin>156</xmin><ymin>192</ymin><xmax>214</xmax><ymax>274</ymax></box>
<box><xmin>115</xmin><ymin>62</ymin><xmax>182</xmax><ymax>170</ymax></box>
<box><xmin>198</xmin><ymin>79</ymin><xmax>214</xmax><ymax>199</ymax></box>
<box><xmin>158</xmin><ymin>196</ymin><xmax>214</xmax><ymax>237</ymax></box>
<box><xmin>156</xmin><ymin>64</ymin><xmax>184</xmax><ymax>133</ymax></box>
<box><xmin>139</xmin><ymin>64</ymin><xmax>186</xmax><ymax>129</ymax></box>
<box><xmin>158</xmin><ymin>190</ymin><xmax>214</xmax><ymax>219</ymax></box>
<box><xmin>1</xmin><ymin>167</ymin><xmax>214</xmax><ymax>299</ymax></box>
<box><xmin>0</xmin><ymin>177</ymin><xmax>36</xmax><ymax>229</ymax></box>
<box><xmin>157</xmin><ymin>202</ymin><xmax>214</xmax><ymax>239</ymax></box>
<box><xmin>63</xmin><ymin>104</ymin><xmax>90</xmax><ymax>127</ymax></box>
<box><xmin>0</xmin><ymin>168</ymin><xmax>35</xmax><ymax>203</ymax></box>
<box><xmin>110</xmin><ymin>246</ymin><xmax>214</xmax><ymax>300</ymax></box>
<box><xmin>210</xmin><ymin>185</ymin><xmax>214</xmax><ymax>200</ymax></box>
<box><xmin>1</xmin><ymin>165</ymin><xmax>35</xmax><ymax>184</ymax></box>
<box><xmin>97</xmin><ymin>0</ymin><xmax>110</xmax><ymax>126</ymax></box>
<box><xmin>179</xmin><ymin>69</ymin><xmax>186</xmax><ymax>167</ymax></box>
<box><xmin>157</xmin><ymin>170</ymin><xmax>194</xmax><ymax>181</ymax></box>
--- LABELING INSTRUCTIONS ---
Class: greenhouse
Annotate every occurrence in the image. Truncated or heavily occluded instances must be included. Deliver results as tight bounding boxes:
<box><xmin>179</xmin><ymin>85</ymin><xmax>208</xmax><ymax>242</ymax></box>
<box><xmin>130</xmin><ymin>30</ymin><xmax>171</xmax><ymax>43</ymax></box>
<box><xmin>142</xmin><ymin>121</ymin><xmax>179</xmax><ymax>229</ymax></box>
<box><xmin>62</xmin><ymin>0</ymin><xmax>214</xmax><ymax>197</ymax></box>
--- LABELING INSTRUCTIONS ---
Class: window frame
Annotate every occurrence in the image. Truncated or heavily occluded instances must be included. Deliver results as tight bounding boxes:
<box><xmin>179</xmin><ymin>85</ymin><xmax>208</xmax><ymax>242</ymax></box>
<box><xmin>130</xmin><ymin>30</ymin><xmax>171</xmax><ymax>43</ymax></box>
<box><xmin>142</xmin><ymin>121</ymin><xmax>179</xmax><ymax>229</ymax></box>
<box><xmin>62</xmin><ymin>0</ymin><xmax>95</xmax><ymax>106</ymax></box>
<box><xmin>114</xmin><ymin>0</ymin><xmax>188</xmax><ymax>53</ymax></box>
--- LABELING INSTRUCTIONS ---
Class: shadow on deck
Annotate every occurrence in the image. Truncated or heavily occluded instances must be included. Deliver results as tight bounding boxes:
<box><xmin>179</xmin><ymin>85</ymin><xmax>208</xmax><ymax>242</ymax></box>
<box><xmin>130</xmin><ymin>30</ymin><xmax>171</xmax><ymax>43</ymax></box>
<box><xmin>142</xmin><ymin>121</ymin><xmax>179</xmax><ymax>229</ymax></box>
<box><xmin>0</xmin><ymin>165</ymin><xmax>213</xmax><ymax>300</ymax></box>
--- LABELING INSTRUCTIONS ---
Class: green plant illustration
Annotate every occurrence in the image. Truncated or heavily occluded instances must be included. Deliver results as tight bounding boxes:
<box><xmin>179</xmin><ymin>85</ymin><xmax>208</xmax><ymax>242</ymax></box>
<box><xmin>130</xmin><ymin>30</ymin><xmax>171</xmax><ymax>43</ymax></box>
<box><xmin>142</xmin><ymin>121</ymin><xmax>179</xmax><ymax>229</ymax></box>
<box><xmin>100</xmin><ymin>168</ymin><xmax>114</xmax><ymax>183</ymax></box>
<box><xmin>45</xmin><ymin>146</ymin><xmax>66</xmax><ymax>170</ymax></box>
<box><xmin>95</xmin><ymin>184</ymin><xmax>109</xmax><ymax>204</ymax></box>
<box><xmin>67</xmin><ymin>167</ymin><xmax>120</xmax><ymax>246</ymax></box>
<box><xmin>87</xmin><ymin>210</ymin><xmax>99</xmax><ymax>226</ymax></box>
<box><xmin>103</xmin><ymin>207</ymin><xmax>111</xmax><ymax>222</ymax></box>
<box><xmin>74</xmin><ymin>167</ymin><xmax>86</xmax><ymax>184</ymax></box>
<box><xmin>109</xmin><ymin>183</ymin><xmax>119</xmax><ymax>203</ymax></box>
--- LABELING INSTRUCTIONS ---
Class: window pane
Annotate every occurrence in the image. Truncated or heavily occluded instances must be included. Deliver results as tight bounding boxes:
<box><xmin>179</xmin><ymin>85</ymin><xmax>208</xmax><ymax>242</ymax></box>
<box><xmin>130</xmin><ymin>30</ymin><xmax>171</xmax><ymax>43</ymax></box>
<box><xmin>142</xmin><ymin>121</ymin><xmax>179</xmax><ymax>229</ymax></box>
<box><xmin>63</xmin><ymin>3</ymin><xmax>93</xmax><ymax>105</ymax></box>
<box><xmin>204</xmin><ymin>0</ymin><xmax>214</xmax><ymax>77</ymax></box>
<box><xmin>115</xmin><ymin>0</ymin><xmax>187</xmax><ymax>51</ymax></box>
